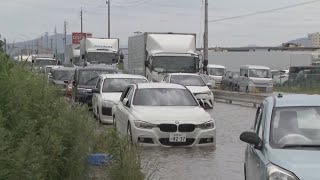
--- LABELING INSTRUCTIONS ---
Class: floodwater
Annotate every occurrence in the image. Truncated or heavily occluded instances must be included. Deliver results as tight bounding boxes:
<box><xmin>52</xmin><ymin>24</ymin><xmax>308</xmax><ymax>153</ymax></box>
<box><xmin>140</xmin><ymin>102</ymin><xmax>256</xmax><ymax>180</ymax></box>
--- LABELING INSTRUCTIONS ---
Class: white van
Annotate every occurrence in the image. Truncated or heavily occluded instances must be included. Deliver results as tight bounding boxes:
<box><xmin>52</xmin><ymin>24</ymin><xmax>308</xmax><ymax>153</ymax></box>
<box><xmin>238</xmin><ymin>65</ymin><xmax>273</xmax><ymax>93</ymax></box>
<box><xmin>207</xmin><ymin>64</ymin><xmax>226</xmax><ymax>86</ymax></box>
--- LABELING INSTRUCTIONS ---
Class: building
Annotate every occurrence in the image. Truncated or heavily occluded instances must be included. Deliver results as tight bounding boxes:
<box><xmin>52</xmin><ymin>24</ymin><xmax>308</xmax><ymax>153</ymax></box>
<box><xmin>308</xmin><ymin>32</ymin><xmax>320</xmax><ymax>47</ymax></box>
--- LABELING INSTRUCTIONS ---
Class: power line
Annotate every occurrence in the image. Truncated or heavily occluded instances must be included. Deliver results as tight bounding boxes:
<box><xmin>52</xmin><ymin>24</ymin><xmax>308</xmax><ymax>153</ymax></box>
<box><xmin>209</xmin><ymin>0</ymin><xmax>320</xmax><ymax>22</ymax></box>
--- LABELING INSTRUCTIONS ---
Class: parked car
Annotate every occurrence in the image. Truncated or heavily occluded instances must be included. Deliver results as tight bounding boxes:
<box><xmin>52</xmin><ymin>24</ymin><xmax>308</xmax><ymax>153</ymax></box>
<box><xmin>240</xmin><ymin>94</ymin><xmax>320</xmax><ymax>180</ymax></box>
<box><xmin>221</xmin><ymin>71</ymin><xmax>240</xmax><ymax>91</ymax></box>
<box><xmin>92</xmin><ymin>74</ymin><xmax>148</xmax><ymax>124</ymax></box>
<box><xmin>49</xmin><ymin>67</ymin><xmax>75</xmax><ymax>96</ymax></box>
<box><xmin>271</xmin><ymin>70</ymin><xmax>289</xmax><ymax>86</ymax></box>
<box><xmin>238</xmin><ymin>65</ymin><xmax>273</xmax><ymax>93</ymax></box>
<box><xmin>206</xmin><ymin>64</ymin><xmax>226</xmax><ymax>87</ymax></box>
<box><xmin>113</xmin><ymin>83</ymin><xmax>216</xmax><ymax>147</ymax></box>
<box><xmin>162</xmin><ymin>73</ymin><xmax>214</xmax><ymax>108</ymax></box>
<box><xmin>71</xmin><ymin>65</ymin><xmax>117</xmax><ymax>109</ymax></box>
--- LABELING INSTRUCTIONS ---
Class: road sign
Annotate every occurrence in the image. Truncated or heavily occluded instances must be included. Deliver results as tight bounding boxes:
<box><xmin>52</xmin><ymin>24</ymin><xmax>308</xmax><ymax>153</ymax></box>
<box><xmin>72</xmin><ymin>32</ymin><xmax>87</xmax><ymax>44</ymax></box>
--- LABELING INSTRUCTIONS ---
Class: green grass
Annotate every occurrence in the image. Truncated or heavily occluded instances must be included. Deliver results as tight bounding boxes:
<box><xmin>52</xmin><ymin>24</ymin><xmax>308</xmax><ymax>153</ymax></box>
<box><xmin>0</xmin><ymin>53</ymin><xmax>145</xmax><ymax>180</ymax></box>
<box><xmin>274</xmin><ymin>85</ymin><xmax>320</xmax><ymax>94</ymax></box>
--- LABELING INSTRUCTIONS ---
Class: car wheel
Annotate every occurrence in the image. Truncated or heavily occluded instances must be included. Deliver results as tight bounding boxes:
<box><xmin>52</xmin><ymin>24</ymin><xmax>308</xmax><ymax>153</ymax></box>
<box><xmin>113</xmin><ymin>116</ymin><xmax>117</xmax><ymax>129</ymax></box>
<box><xmin>127</xmin><ymin>122</ymin><xmax>133</xmax><ymax>145</ymax></box>
<box><xmin>246</xmin><ymin>86</ymin><xmax>249</xmax><ymax>93</ymax></box>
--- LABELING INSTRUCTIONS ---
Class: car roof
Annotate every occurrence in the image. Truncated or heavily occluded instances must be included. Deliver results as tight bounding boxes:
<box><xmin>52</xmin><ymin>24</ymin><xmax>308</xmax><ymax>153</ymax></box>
<box><xmin>273</xmin><ymin>94</ymin><xmax>320</xmax><ymax>107</ymax></box>
<box><xmin>52</xmin><ymin>67</ymin><xmax>76</xmax><ymax>71</ymax></box>
<box><xmin>241</xmin><ymin>65</ymin><xmax>270</xmax><ymax>70</ymax></box>
<box><xmin>136</xmin><ymin>83</ymin><xmax>186</xmax><ymax>89</ymax></box>
<box><xmin>169</xmin><ymin>73</ymin><xmax>201</xmax><ymax>77</ymax></box>
<box><xmin>207</xmin><ymin>64</ymin><xmax>226</xmax><ymax>68</ymax></box>
<box><xmin>100</xmin><ymin>74</ymin><xmax>147</xmax><ymax>79</ymax></box>
<box><xmin>76</xmin><ymin>66</ymin><xmax>117</xmax><ymax>71</ymax></box>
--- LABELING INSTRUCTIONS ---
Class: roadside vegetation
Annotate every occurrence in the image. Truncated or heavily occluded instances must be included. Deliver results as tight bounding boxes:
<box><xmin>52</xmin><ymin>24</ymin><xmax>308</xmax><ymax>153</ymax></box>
<box><xmin>0</xmin><ymin>53</ymin><xmax>144</xmax><ymax>180</ymax></box>
<box><xmin>274</xmin><ymin>82</ymin><xmax>320</xmax><ymax>94</ymax></box>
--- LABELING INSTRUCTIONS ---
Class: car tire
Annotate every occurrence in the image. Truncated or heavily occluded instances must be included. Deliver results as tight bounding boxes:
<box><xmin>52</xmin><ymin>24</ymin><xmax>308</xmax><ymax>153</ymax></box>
<box><xmin>127</xmin><ymin>122</ymin><xmax>133</xmax><ymax>145</ymax></box>
<box><xmin>97</xmin><ymin>108</ymin><xmax>102</xmax><ymax>124</ymax></box>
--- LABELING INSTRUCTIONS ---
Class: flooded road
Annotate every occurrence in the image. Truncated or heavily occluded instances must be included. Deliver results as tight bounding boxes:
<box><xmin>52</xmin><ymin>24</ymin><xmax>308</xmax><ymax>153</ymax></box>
<box><xmin>141</xmin><ymin>102</ymin><xmax>256</xmax><ymax>180</ymax></box>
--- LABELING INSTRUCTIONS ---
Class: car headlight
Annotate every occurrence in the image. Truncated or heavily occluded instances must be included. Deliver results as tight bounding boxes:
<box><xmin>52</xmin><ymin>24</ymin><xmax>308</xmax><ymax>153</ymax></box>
<box><xmin>197</xmin><ymin>120</ymin><xmax>215</xmax><ymax>129</ymax></box>
<box><xmin>134</xmin><ymin>120</ymin><xmax>158</xmax><ymax>129</ymax></box>
<box><xmin>267</xmin><ymin>164</ymin><xmax>298</xmax><ymax>180</ymax></box>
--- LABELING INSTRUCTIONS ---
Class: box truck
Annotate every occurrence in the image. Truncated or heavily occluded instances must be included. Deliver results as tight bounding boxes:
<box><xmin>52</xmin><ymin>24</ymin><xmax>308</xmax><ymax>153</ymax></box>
<box><xmin>127</xmin><ymin>32</ymin><xmax>202</xmax><ymax>82</ymax></box>
<box><xmin>80</xmin><ymin>37</ymin><xmax>122</xmax><ymax>66</ymax></box>
<box><xmin>65</xmin><ymin>45</ymin><xmax>81</xmax><ymax>66</ymax></box>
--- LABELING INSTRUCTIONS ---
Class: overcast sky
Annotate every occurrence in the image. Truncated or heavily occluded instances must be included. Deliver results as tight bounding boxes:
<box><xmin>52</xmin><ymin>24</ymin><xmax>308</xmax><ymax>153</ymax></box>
<box><xmin>1</xmin><ymin>0</ymin><xmax>320</xmax><ymax>47</ymax></box>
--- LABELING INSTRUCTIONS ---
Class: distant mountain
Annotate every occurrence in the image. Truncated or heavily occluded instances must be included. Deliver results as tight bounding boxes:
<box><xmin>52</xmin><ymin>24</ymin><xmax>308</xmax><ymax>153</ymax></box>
<box><xmin>287</xmin><ymin>37</ymin><xmax>309</xmax><ymax>47</ymax></box>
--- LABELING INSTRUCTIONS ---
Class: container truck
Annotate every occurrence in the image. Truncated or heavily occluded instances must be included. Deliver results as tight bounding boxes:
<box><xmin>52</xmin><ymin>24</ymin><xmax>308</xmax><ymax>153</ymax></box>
<box><xmin>127</xmin><ymin>32</ymin><xmax>202</xmax><ymax>82</ymax></box>
<box><xmin>80</xmin><ymin>37</ymin><xmax>122</xmax><ymax>66</ymax></box>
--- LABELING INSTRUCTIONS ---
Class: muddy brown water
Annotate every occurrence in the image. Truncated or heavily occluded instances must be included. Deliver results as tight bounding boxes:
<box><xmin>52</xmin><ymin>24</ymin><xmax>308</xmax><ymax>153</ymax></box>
<box><xmin>140</xmin><ymin>102</ymin><xmax>256</xmax><ymax>180</ymax></box>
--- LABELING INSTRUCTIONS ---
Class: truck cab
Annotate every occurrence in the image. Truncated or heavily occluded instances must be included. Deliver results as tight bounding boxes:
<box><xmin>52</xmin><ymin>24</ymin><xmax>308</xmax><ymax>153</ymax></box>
<box><xmin>207</xmin><ymin>64</ymin><xmax>226</xmax><ymax>86</ymax></box>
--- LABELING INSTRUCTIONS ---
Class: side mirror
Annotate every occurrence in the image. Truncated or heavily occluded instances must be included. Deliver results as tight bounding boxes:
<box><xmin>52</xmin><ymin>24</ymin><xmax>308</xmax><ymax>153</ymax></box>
<box><xmin>207</xmin><ymin>82</ymin><xmax>213</xmax><ymax>88</ymax></box>
<box><xmin>63</xmin><ymin>80</ymin><xmax>69</xmax><ymax>84</ymax></box>
<box><xmin>122</xmin><ymin>98</ymin><xmax>130</xmax><ymax>107</ymax></box>
<box><xmin>240</xmin><ymin>131</ymin><xmax>262</xmax><ymax>150</ymax></box>
<box><xmin>82</xmin><ymin>54</ymin><xmax>85</xmax><ymax>59</ymax></box>
<box><xmin>92</xmin><ymin>88</ymin><xmax>100</xmax><ymax>93</ymax></box>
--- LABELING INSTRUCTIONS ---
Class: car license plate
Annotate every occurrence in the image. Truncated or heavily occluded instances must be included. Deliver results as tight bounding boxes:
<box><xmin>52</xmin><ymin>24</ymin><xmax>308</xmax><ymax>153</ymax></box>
<box><xmin>169</xmin><ymin>133</ymin><xmax>186</xmax><ymax>142</ymax></box>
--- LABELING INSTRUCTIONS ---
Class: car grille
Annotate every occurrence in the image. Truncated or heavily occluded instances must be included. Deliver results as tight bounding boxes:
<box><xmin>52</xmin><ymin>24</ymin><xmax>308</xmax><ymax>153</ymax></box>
<box><xmin>102</xmin><ymin>107</ymin><xmax>112</xmax><ymax>116</ymax></box>
<box><xmin>158</xmin><ymin>124</ymin><xmax>177</xmax><ymax>132</ymax></box>
<box><xmin>158</xmin><ymin>138</ymin><xmax>195</xmax><ymax>146</ymax></box>
<box><xmin>178</xmin><ymin>124</ymin><xmax>196</xmax><ymax>132</ymax></box>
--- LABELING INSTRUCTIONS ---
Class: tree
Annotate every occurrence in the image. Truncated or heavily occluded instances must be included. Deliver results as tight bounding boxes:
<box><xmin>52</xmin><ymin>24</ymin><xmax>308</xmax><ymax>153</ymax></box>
<box><xmin>0</xmin><ymin>40</ymin><xmax>4</xmax><ymax>53</ymax></box>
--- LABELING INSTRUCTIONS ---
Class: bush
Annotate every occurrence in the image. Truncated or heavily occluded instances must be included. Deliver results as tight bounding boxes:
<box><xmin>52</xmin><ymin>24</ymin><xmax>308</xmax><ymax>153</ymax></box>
<box><xmin>0</xmin><ymin>54</ymin><xmax>94</xmax><ymax>179</ymax></box>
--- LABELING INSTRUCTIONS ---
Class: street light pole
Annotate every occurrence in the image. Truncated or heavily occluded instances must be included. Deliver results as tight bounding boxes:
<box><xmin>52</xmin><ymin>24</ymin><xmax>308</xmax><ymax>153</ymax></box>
<box><xmin>203</xmin><ymin>0</ymin><xmax>209</xmax><ymax>73</ymax></box>
<box><xmin>107</xmin><ymin>0</ymin><xmax>110</xmax><ymax>38</ymax></box>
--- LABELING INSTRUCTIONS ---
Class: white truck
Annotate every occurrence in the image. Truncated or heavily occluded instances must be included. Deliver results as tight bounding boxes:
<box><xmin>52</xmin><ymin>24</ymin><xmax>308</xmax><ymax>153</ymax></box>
<box><xmin>65</xmin><ymin>45</ymin><xmax>81</xmax><ymax>66</ymax></box>
<box><xmin>127</xmin><ymin>32</ymin><xmax>202</xmax><ymax>82</ymax></box>
<box><xmin>80</xmin><ymin>37</ymin><xmax>122</xmax><ymax>66</ymax></box>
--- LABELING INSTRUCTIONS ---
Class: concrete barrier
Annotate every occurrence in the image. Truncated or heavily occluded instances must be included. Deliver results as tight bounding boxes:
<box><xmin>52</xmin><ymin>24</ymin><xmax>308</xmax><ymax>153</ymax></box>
<box><xmin>212</xmin><ymin>90</ymin><xmax>271</xmax><ymax>107</ymax></box>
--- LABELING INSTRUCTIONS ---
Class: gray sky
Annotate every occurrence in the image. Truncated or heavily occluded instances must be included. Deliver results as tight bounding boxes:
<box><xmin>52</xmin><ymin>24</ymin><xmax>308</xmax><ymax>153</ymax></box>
<box><xmin>1</xmin><ymin>0</ymin><xmax>320</xmax><ymax>47</ymax></box>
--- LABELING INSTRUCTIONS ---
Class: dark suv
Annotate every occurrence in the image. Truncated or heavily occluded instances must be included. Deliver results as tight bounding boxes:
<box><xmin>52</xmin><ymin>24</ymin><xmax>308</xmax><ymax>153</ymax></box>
<box><xmin>72</xmin><ymin>66</ymin><xmax>117</xmax><ymax>109</ymax></box>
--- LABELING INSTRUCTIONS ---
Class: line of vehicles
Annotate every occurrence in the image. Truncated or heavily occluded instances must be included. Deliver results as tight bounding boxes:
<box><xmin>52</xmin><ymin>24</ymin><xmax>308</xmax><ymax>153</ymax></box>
<box><xmin>26</xmin><ymin>31</ymin><xmax>320</xmax><ymax>179</ymax></box>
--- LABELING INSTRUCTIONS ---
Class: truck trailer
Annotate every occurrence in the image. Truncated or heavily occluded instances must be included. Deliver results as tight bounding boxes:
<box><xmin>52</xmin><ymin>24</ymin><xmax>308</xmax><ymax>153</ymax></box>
<box><xmin>127</xmin><ymin>32</ymin><xmax>201</xmax><ymax>82</ymax></box>
<box><xmin>80</xmin><ymin>37</ymin><xmax>121</xmax><ymax>66</ymax></box>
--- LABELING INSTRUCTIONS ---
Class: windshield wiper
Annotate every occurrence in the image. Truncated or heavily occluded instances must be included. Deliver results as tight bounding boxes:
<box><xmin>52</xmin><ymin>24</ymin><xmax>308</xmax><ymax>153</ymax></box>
<box><xmin>84</xmin><ymin>76</ymin><xmax>99</xmax><ymax>85</ymax></box>
<box><xmin>281</xmin><ymin>144</ymin><xmax>320</xmax><ymax>148</ymax></box>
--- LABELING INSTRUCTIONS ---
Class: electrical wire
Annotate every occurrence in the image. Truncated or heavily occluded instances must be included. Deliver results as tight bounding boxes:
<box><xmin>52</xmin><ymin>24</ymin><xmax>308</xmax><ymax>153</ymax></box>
<box><xmin>209</xmin><ymin>0</ymin><xmax>320</xmax><ymax>22</ymax></box>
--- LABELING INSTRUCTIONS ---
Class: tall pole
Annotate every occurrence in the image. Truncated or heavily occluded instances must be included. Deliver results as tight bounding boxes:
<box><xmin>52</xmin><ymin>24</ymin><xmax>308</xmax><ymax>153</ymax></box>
<box><xmin>54</xmin><ymin>26</ymin><xmax>58</xmax><ymax>57</ymax></box>
<box><xmin>64</xmin><ymin>21</ymin><xmax>67</xmax><ymax>45</ymax></box>
<box><xmin>107</xmin><ymin>0</ymin><xmax>110</xmax><ymax>38</ymax></box>
<box><xmin>81</xmin><ymin>7</ymin><xmax>83</xmax><ymax>33</ymax></box>
<box><xmin>203</xmin><ymin>0</ymin><xmax>209</xmax><ymax>73</ymax></box>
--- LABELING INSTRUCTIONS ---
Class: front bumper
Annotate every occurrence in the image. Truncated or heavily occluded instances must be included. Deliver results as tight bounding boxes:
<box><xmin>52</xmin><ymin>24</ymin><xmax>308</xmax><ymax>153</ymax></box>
<box><xmin>248</xmin><ymin>84</ymin><xmax>273</xmax><ymax>93</ymax></box>
<box><xmin>131</xmin><ymin>125</ymin><xmax>216</xmax><ymax>147</ymax></box>
<box><xmin>194</xmin><ymin>93</ymin><xmax>214</xmax><ymax>108</ymax></box>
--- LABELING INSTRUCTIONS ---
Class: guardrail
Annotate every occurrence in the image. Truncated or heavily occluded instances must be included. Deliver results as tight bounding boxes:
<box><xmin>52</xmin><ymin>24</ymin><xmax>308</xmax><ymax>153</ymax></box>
<box><xmin>212</xmin><ymin>90</ymin><xmax>270</xmax><ymax>107</ymax></box>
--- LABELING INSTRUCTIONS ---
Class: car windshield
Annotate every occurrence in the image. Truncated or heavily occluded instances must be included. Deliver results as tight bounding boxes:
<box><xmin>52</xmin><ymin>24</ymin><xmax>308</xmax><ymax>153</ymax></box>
<box><xmin>52</xmin><ymin>70</ymin><xmax>74</xmax><ymax>81</ymax></box>
<box><xmin>249</xmin><ymin>69</ymin><xmax>271</xmax><ymax>78</ymax></box>
<box><xmin>153</xmin><ymin>56</ymin><xmax>199</xmax><ymax>73</ymax></box>
<box><xmin>133</xmin><ymin>88</ymin><xmax>198</xmax><ymax>106</ymax></box>
<box><xmin>87</xmin><ymin>52</ymin><xmax>118</xmax><ymax>64</ymax></box>
<box><xmin>102</xmin><ymin>78</ymin><xmax>147</xmax><ymax>92</ymax></box>
<box><xmin>209</xmin><ymin>68</ymin><xmax>225</xmax><ymax>76</ymax></box>
<box><xmin>78</xmin><ymin>70</ymin><xmax>116</xmax><ymax>86</ymax></box>
<box><xmin>34</xmin><ymin>59</ymin><xmax>56</xmax><ymax>67</ymax></box>
<box><xmin>270</xmin><ymin>107</ymin><xmax>320</xmax><ymax>148</ymax></box>
<box><xmin>170</xmin><ymin>75</ymin><xmax>206</xmax><ymax>86</ymax></box>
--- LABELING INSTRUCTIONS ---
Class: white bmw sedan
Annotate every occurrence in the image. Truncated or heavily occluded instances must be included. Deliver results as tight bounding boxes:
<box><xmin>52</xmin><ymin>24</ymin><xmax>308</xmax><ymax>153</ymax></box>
<box><xmin>113</xmin><ymin>83</ymin><xmax>216</xmax><ymax>147</ymax></box>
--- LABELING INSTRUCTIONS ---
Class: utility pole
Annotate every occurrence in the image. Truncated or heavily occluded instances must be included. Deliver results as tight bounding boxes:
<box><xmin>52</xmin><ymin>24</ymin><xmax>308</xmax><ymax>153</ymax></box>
<box><xmin>81</xmin><ymin>7</ymin><xmax>83</xmax><ymax>33</ymax></box>
<box><xmin>64</xmin><ymin>21</ymin><xmax>67</xmax><ymax>45</ymax></box>
<box><xmin>203</xmin><ymin>0</ymin><xmax>209</xmax><ymax>73</ymax></box>
<box><xmin>107</xmin><ymin>0</ymin><xmax>110</xmax><ymax>38</ymax></box>
<box><xmin>54</xmin><ymin>26</ymin><xmax>58</xmax><ymax>58</ymax></box>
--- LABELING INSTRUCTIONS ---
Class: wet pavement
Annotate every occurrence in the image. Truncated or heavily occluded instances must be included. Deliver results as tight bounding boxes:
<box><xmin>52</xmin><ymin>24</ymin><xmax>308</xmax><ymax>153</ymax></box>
<box><xmin>140</xmin><ymin>102</ymin><xmax>256</xmax><ymax>180</ymax></box>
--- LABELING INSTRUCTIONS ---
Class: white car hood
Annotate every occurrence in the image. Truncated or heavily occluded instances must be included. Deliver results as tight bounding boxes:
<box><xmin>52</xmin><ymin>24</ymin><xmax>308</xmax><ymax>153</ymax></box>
<box><xmin>132</xmin><ymin>106</ymin><xmax>213</xmax><ymax>124</ymax></box>
<box><xmin>102</xmin><ymin>93</ymin><xmax>122</xmax><ymax>104</ymax></box>
<box><xmin>186</xmin><ymin>86</ymin><xmax>210</xmax><ymax>94</ymax></box>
